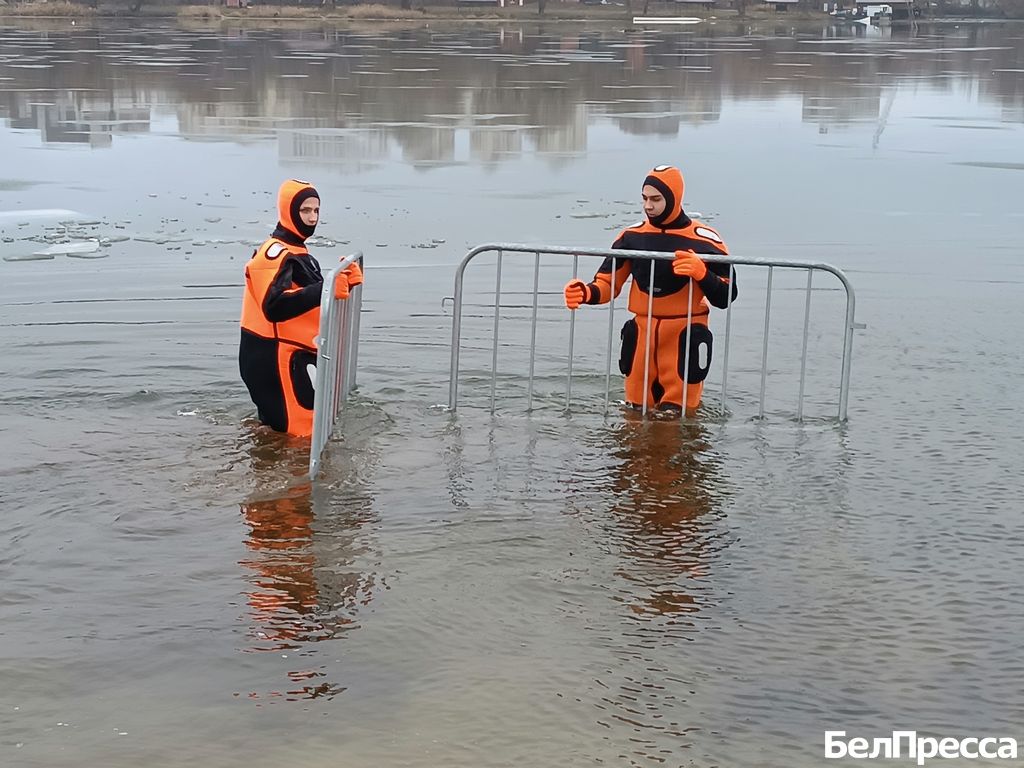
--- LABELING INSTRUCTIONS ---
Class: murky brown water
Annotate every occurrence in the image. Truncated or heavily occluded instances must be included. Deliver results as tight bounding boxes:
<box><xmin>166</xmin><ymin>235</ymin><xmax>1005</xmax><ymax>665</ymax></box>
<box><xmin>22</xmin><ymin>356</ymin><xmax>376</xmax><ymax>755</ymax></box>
<box><xmin>2</xmin><ymin>19</ymin><xmax>1024</xmax><ymax>768</ymax></box>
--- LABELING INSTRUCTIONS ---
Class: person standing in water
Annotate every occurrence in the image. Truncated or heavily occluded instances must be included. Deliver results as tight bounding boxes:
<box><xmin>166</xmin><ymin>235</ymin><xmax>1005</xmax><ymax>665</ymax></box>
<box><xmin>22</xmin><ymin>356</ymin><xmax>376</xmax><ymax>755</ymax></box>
<box><xmin>239</xmin><ymin>179</ymin><xmax>363</xmax><ymax>436</ymax></box>
<box><xmin>563</xmin><ymin>165</ymin><xmax>737</xmax><ymax>415</ymax></box>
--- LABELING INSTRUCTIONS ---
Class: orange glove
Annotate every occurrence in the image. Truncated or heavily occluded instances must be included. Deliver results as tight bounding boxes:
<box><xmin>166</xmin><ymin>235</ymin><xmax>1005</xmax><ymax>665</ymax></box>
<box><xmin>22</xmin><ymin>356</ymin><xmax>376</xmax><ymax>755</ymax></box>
<box><xmin>672</xmin><ymin>250</ymin><xmax>708</xmax><ymax>281</ymax></box>
<box><xmin>564</xmin><ymin>279</ymin><xmax>590</xmax><ymax>310</ymax></box>
<box><xmin>343</xmin><ymin>261</ymin><xmax>363</xmax><ymax>287</ymax></box>
<box><xmin>333</xmin><ymin>269</ymin><xmax>350</xmax><ymax>300</ymax></box>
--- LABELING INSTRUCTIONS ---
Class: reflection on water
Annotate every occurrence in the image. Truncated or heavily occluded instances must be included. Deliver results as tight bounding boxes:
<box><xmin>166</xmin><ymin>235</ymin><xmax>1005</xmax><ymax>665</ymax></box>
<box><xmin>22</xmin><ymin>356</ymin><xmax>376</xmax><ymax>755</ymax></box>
<box><xmin>600</xmin><ymin>417</ymin><xmax>725</xmax><ymax>620</ymax></box>
<box><xmin>240</xmin><ymin>434</ymin><xmax>327</xmax><ymax>654</ymax></box>
<box><xmin>1</xmin><ymin>24</ymin><xmax>1022</xmax><ymax>166</ymax></box>
<box><xmin>554</xmin><ymin>415</ymin><xmax>738</xmax><ymax>763</ymax></box>
<box><xmin>237</xmin><ymin>425</ymin><xmax>379</xmax><ymax>702</ymax></box>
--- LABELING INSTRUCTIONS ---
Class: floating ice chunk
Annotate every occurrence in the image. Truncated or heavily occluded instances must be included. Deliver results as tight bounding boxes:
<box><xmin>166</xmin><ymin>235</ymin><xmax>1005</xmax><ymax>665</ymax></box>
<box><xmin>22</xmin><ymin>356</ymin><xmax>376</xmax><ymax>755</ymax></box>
<box><xmin>4</xmin><ymin>253</ymin><xmax>55</xmax><ymax>262</ymax></box>
<box><xmin>32</xmin><ymin>240</ymin><xmax>101</xmax><ymax>257</ymax></box>
<box><xmin>0</xmin><ymin>209</ymin><xmax>88</xmax><ymax>223</ymax></box>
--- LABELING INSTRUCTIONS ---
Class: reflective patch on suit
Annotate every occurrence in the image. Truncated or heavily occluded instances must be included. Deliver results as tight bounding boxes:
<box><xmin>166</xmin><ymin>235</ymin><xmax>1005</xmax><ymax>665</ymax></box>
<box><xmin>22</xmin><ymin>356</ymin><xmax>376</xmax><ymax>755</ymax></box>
<box><xmin>694</xmin><ymin>226</ymin><xmax>722</xmax><ymax>243</ymax></box>
<box><xmin>680</xmin><ymin>324</ymin><xmax>713</xmax><ymax>383</ymax></box>
<box><xmin>619</xmin><ymin>319</ymin><xmax>638</xmax><ymax>376</ymax></box>
<box><xmin>266</xmin><ymin>243</ymin><xmax>286</xmax><ymax>260</ymax></box>
<box><xmin>307</xmin><ymin>363</ymin><xmax>317</xmax><ymax>392</ymax></box>
<box><xmin>288</xmin><ymin>349</ymin><xmax>317</xmax><ymax>410</ymax></box>
<box><xmin>653</xmin><ymin>165</ymin><xmax>671</xmax><ymax>172</ymax></box>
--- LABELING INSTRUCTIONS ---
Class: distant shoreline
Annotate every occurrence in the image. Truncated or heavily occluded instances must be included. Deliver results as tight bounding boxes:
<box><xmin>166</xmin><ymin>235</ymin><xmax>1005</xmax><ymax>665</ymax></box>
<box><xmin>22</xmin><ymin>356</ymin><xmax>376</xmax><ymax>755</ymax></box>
<box><xmin>0</xmin><ymin>1</ymin><xmax>1018</xmax><ymax>23</ymax></box>
<box><xmin>0</xmin><ymin>2</ymin><xmax>879</xmax><ymax>23</ymax></box>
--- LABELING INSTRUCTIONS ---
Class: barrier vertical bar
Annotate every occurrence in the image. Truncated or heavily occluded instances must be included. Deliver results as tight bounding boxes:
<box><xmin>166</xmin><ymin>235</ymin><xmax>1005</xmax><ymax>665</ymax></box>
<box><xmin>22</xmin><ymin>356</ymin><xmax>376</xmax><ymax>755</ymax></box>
<box><xmin>642</xmin><ymin>265</ymin><xmax>655</xmax><ymax>417</ymax></box>
<box><xmin>721</xmin><ymin>264</ymin><xmax>734</xmax><ymax>411</ymax></box>
<box><xmin>758</xmin><ymin>265</ymin><xmax>774</xmax><ymax>420</ymax></box>
<box><xmin>337</xmin><ymin>298</ymin><xmax>350</xmax><ymax>403</ymax></box>
<box><xmin>797</xmin><ymin>269</ymin><xmax>813</xmax><ymax>422</ymax></box>
<box><xmin>566</xmin><ymin>254</ymin><xmax>579</xmax><ymax>411</ymax></box>
<box><xmin>490</xmin><ymin>249</ymin><xmax>503</xmax><ymax>415</ymax></box>
<box><xmin>604</xmin><ymin>258</ymin><xmax>617</xmax><ymax>417</ymax></box>
<box><xmin>346</xmin><ymin>275</ymin><xmax>363</xmax><ymax>395</ymax></box>
<box><xmin>838</xmin><ymin>282</ymin><xmax>857</xmax><ymax>422</ymax></box>
<box><xmin>333</xmin><ymin>299</ymin><xmax>347</xmax><ymax>418</ymax></box>
<box><xmin>449</xmin><ymin>251</ymin><xmax>471</xmax><ymax>412</ymax></box>
<box><xmin>681</xmin><ymin>280</ymin><xmax>694</xmax><ymax>417</ymax></box>
<box><xmin>527</xmin><ymin>251</ymin><xmax>540</xmax><ymax>412</ymax></box>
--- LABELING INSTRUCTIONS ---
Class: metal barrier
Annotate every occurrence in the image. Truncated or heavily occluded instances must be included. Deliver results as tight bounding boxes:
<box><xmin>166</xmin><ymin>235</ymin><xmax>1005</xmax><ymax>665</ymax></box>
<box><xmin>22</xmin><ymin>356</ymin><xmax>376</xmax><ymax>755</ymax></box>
<box><xmin>310</xmin><ymin>252</ymin><xmax>363</xmax><ymax>478</ymax></box>
<box><xmin>448</xmin><ymin>243</ymin><xmax>860</xmax><ymax>421</ymax></box>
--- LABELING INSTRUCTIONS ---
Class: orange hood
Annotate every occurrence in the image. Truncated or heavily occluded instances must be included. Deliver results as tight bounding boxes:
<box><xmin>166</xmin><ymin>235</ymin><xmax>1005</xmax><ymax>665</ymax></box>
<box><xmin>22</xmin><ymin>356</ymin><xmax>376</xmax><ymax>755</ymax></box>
<box><xmin>276</xmin><ymin>179</ymin><xmax>319</xmax><ymax>241</ymax></box>
<box><xmin>643</xmin><ymin>165</ymin><xmax>685</xmax><ymax>228</ymax></box>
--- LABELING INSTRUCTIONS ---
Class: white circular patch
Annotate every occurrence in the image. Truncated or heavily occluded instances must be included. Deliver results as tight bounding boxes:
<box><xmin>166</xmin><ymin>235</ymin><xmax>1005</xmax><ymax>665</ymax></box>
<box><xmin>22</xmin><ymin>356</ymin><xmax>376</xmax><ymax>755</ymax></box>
<box><xmin>653</xmin><ymin>164</ymin><xmax>672</xmax><ymax>172</ymax></box>
<box><xmin>694</xmin><ymin>226</ymin><xmax>722</xmax><ymax>243</ymax></box>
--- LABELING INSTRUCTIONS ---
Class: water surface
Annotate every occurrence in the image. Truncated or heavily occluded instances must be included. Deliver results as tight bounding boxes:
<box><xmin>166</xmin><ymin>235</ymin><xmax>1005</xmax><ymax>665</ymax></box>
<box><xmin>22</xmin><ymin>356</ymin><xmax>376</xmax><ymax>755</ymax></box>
<box><xmin>2</xmin><ymin>19</ymin><xmax>1023</xmax><ymax>768</ymax></box>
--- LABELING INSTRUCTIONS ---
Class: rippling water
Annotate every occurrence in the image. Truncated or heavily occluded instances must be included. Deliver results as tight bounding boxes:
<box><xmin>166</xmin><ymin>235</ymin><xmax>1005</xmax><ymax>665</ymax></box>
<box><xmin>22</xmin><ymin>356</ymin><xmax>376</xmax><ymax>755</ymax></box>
<box><xmin>2</xmin><ymin>18</ymin><xmax>1023</xmax><ymax>767</ymax></box>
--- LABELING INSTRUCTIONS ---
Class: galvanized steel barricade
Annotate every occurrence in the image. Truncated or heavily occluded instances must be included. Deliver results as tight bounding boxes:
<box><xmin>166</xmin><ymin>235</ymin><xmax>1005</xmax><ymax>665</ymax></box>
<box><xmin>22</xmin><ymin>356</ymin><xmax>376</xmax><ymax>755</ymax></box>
<box><xmin>448</xmin><ymin>244</ymin><xmax>859</xmax><ymax>421</ymax></box>
<box><xmin>309</xmin><ymin>252</ymin><xmax>363</xmax><ymax>478</ymax></box>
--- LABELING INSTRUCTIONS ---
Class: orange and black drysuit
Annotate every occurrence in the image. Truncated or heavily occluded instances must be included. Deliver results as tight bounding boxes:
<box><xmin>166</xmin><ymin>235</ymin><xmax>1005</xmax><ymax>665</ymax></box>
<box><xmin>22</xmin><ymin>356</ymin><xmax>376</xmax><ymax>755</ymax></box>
<box><xmin>573</xmin><ymin>166</ymin><xmax>738</xmax><ymax>412</ymax></box>
<box><xmin>239</xmin><ymin>180</ymin><xmax>326</xmax><ymax>436</ymax></box>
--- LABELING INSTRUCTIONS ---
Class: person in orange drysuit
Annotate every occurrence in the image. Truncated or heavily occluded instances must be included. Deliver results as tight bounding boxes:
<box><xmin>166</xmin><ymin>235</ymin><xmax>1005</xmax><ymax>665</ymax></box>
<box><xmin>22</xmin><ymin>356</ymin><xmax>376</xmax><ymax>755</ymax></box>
<box><xmin>239</xmin><ymin>179</ymin><xmax>363</xmax><ymax>436</ymax></box>
<box><xmin>564</xmin><ymin>165</ymin><xmax>737</xmax><ymax>415</ymax></box>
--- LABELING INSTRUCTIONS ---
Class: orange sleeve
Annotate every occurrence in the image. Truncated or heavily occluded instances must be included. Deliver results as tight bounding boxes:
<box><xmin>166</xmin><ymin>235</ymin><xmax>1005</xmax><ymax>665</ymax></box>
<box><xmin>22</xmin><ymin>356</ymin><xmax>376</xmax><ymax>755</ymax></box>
<box><xmin>587</xmin><ymin>258</ymin><xmax>631</xmax><ymax>304</ymax></box>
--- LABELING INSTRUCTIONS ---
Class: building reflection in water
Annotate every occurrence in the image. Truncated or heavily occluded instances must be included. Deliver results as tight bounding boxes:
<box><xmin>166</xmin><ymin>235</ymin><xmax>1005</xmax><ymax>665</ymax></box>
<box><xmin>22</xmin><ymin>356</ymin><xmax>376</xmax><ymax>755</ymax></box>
<box><xmin>4</xmin><ymin>89</ymin><xmax>150</xmax><ymax>147</ymax></box>
<box><xmin>278</xmin><ymin>126</ymin><xmax>390</xmax><ymax>173</ymax></box>
<box><xmin>2</xmin><ymin>24</ymin><xmax>1019</xmax><ymax>162</ymax></box>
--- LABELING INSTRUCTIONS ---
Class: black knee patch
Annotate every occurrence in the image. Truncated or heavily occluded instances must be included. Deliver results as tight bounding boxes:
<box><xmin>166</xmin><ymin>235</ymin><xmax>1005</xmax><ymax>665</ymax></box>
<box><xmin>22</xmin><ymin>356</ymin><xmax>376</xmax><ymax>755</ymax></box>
<box><xmin>619</xmin><ymin>319</ymin><xmax>638</xmax><ymax>376</ymax></box>
<box><xmin>680</xmin><ymin>324</ymin><xmax>713</xmax><ymax>384</ymax></box>
<box><xmin>288</xmin><ymin>349</ymin><xmax>317</xmax><ymax>410</ymax></box>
